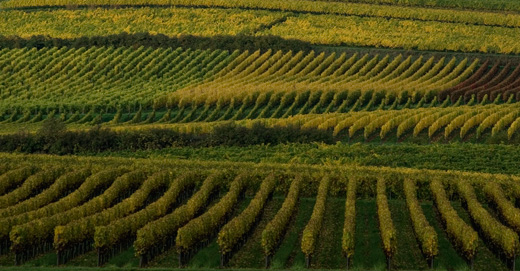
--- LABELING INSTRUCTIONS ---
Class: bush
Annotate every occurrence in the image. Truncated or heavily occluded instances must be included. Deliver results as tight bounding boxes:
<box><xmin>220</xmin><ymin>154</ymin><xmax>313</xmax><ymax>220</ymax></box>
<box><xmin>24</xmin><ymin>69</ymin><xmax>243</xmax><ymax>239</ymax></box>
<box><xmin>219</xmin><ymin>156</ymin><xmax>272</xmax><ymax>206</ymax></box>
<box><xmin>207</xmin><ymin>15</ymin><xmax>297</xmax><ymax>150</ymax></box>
<box><xmin>0</xmin><ymin>122</ymin><xmax>335</xmax><ymax>155</ymax></box>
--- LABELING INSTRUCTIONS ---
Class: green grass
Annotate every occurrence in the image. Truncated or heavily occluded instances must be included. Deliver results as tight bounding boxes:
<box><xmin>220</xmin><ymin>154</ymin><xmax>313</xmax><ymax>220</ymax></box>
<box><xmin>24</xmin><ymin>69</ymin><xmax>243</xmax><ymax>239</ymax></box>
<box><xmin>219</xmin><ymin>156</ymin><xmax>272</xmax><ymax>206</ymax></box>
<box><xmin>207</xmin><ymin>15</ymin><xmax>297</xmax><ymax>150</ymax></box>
<box><xmin>66</xmin><ymin>250</ymin><xmax>98</xmax><ymax>267</ymax></box>
<box><xmin>389</xmin><ymin>200</ymin><xmax>429</xmax><ymax>270</ymax></box>
<box><xmin>0</xmin><ymin>253</ymin><xmax>14</xmax><ymax>266</ymax></box>
<box><xmin>187</xmin><ymin>241</ymin><xmax>221</xmax><ymax>269</ymax></box>
<box><xmin>313</xmin><ymin>197</ymin><xmax>346</xmax><ymax>269</ymax></box>
<box><xmin>145</xmin><ymin>246</ymin><xmax>178</xmax><ymax>268</ymax></box>
<box><xmin>228</xmin><ymin>197</ymin><xmax>284</xmax><ymax>268</ymax></box>
<box><xmin>352</xmin><ymin>200</ymin><xmax>386</xmax><ymax>270</ymax></box>
<box><xmin>270</xmin><ymin>198</ymin><xmax>315</xmax><ymax>269</ymax></box>
<box><xmin>93</xmin><ymin>142</ymin><xmax>520</xmax><ymax>175</ymax></box>
<box><xmin>105</xmin><ymin>247</ymin><xmax>139</xmax><ymax>268</ymax></box>
<box><xmin>23</xmin><ymin>253</ymin><xmax>57</xmax><ymax>267</ymax></box>
<box><xmin>187</xmin><ymin>197</ymin><xmax>251</xmax><ymax>269</ymax></box>
<box><xmin>451</xmin><ymin>202</ymin><xmax>510</xmax><ymax>271</ymax></box>
<box><xmin>421</xmin><ymin>203</ymin><xmax>467</xmax><ymax>271</ymax></box>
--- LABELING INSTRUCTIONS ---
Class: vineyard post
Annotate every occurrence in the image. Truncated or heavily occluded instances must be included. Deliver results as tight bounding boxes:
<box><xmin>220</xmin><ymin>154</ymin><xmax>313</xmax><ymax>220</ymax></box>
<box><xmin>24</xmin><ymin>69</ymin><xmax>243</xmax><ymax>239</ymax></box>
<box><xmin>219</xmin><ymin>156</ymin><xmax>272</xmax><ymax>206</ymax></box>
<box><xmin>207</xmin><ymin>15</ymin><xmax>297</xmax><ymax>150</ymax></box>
<box><xmin>429</xmin><ymin>257</ymin><xmax>434</xmax><ymax>269</ymax></box>
<box><xmin>97</xmin><ymin>248</ymin><xmax>101</xmax><ymax>267</ymax></box>
<box><xmin>265</xmin><ymin>255</ymin><xmax>271</xmax><ymax>269</ymax></box>
<box><xmin>512</xmin><ymin>252</ymin><xmax>516</xmax><ymax>271</ymax></box>
<box><xmin>305</xmin><ymin>255</ymin><xmax>311</xmax><ymax>268</ymax></box>
<box><xmin>220</xmin><ymin>253</ymin><xmax>226</xmax><ymax>268</ymax></box>
<box><xmin>387</xmin><ymin>255</ymin><xmax>391</xmax><ymax>271</ymax></box>
<box><xmin>178</xmin><ymin>252</ymin><xmax>183</xmax><ymax>268</ymax></box>
<box><xmin>139</xmin><ymin>255</ymin><xmax>145</xmax><ymax>268</ymax></box>
<box><xmin>346</xmin><ymin>256</ymin><xmax>350</xmax><ymax>271</ymax></box>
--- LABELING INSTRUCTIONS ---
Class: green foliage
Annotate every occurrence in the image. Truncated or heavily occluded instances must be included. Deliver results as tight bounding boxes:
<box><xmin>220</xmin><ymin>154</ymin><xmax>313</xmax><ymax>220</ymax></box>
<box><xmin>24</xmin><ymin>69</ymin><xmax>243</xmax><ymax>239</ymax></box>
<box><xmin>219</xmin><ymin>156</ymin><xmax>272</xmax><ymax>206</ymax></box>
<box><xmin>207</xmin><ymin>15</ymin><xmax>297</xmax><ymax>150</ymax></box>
<box><xmin>457</xmin><ymin>180</ymin><xmax>520</xmax><ymax>259</ymax></box>
<box><xmin>176</xmin><ymin>173</ymin><xmax>247</xmax><ymax>253</ymax></box>
<box><xmin>0</xmin><ymin>168</ymin><xmax>126</xmax><ymax>246</ymax></box>
<box><xmin>430</xmin><ymin>179</ymin><xmax>477</xmax><ymax>260</ymax></box>
<box><xmin>0</xmin><ymin>166</ymin><xmax>38</xmax><ymax>196</ymax></box>
<box><xmin>301</xmin><ymin>176</ymin><xmax>331</xmax><ymax>257</ymax></box>
<box><xmin>484</xmin><ymin>182</ymin><xmax>520</xmax><ymax>233</ymax></box>
<box><xmin>0</xmin><ymin>167</ymin><xmax>64</xmax><ymax>209</ymax></box>
<box><xmin>218</xmin><ymin>174</ymin><xmax>277</xmax><ymax>255</ymax></box>
<box><xmin>54</xmin><ymin>170</ymin><xmax>151</xmax><ymax>252</ymax></box>
<box><xmin>93</xmin><ymin>172</ymin><xmax>200</xmax><ymax>253</ymax></box>
<box><xmin>376</xmin><ymin>178</ymin><xmax>396</xmax><ymax>259</ymax></box>
<box><xmin>0</xmin><ymin>168</ymin><xmax>90</xmax><ymax>219</ymax></box>
<box><xmin>10</xmin><ymin>169</ymin><xmax>135</xmax><ymax>253</ymax></box>
<box><xmin>0</xmin><ymin>154</ymin><xmax>518</xmax><ymax>268</ymax></box>
<box><xmin>261</xmin><ymin>176</ymin><xmax>302</xmax><ymax>257</ymax></box>
<box><xmin>134</xmin><ymin>171</ymin><xmax>226</xmax><ymax>258</ymax></box>
<box><xmin>341</xmin><ymin>178</ymin><xmax>356</xmax><ymax>259</ymax></box>
<box><xmin>403</xmin><ymin>179</ymin><xmax>438</xmax><ymax>259</ymax></box>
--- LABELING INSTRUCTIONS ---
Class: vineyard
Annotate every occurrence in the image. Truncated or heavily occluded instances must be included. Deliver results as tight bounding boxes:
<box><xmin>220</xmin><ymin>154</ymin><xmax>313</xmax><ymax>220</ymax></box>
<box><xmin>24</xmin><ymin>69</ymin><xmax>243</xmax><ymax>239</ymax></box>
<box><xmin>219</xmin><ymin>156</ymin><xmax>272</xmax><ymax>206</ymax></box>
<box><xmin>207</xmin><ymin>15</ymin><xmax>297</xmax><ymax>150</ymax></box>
<box><xmin>2</xmin><ymin>4</ymin><xmax>520</xmax><ymax>54</ymax></box>
<box><xmin>1</xmin><ymin>0</ymin><xmax>520</xmax><ymax>270</ymax></box>
<box><xmin>2</xmin><ymin>46</ymin><xmax>520</xmax><ymax>142</ymax></box>
<box><xmin>4</xmin><ymin>0</ymin><xmax>520</xmax><ymax>23</ymax></box>
<box><xmin>69</xmin><ymin>103</ymin><xmax>520</xmax><ymax>144</ymax></box>
<box><xmin>0</xmin><ymin>154</ymin><xmax>518</xmax><ymax>271</ymax></box>
<box><xmin>2</xmin><ymin>47</ymin><xmax>520</xmax><ymax>113</ymax></box>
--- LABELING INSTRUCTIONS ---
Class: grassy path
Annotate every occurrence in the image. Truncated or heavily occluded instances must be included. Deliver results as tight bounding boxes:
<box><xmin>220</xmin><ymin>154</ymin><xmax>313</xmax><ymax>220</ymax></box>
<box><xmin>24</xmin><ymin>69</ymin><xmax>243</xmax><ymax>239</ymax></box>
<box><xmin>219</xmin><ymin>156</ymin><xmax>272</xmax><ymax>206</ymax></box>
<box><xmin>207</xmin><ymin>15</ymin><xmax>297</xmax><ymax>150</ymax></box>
<box><xmin>352</xmin><ymin>200</ymin><xmax>386</xmax><ymax>270</ymax></box>
<box><xmin>270</xmin><ymin>197</ymin><xmax>315</xmax><ymax>269</ymax></box>
<box><xmin>187</xmin><ymin>197</ymin><xmax>252</xmax><ymax>268</ymax></box>
<box><xmin>313</xmin><ymin>197</ymin><xmax>346</xmax><ymax>269</ymax></box>
<box><xmin>65</xmin><ymin>251</ymin><xmax>97</xmax><ymax>267</ymax></box>
<box><xmin>389</xmin><ymin>200</ymin><xmax>429</xmax><ymax>270</ymax></box>
<box><xmin>451</xmin><ymin>201</ymin><xmax>509</xmax><ymax>271</ymax></box>
<box><xmin>146</xmin><ymin>190</ymin><xmax>230</xmax><ymax>268</ymax></box>
<box><xmin>421</xmin><ymin>202</ymin><xmax>467</xmax><ymax>271</ymax></box>
<box><xmin>228</xmin><ymin>197</ymin><xmax>284</xmax><ymax>268</ymax></box>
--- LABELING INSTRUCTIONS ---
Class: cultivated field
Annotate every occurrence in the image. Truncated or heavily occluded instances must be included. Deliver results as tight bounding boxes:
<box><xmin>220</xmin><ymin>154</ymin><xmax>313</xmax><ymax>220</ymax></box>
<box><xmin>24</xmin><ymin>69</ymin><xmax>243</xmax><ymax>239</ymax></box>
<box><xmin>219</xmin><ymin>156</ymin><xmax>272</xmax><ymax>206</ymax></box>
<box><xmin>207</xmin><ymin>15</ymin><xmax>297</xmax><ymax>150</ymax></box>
<box><xmin>0</xmin><ymin>1</ymin><xmax>519</xmax><ymax>271</ymax></box>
